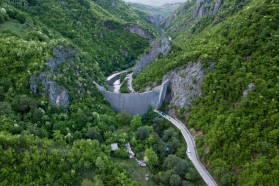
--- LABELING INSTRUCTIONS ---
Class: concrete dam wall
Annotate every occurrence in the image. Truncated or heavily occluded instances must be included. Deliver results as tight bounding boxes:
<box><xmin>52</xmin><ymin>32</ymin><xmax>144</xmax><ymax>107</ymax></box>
<box><xmin>94</xmin><ymin>80</ymin><xmax>169</xmax><ymax>115</ymax></box>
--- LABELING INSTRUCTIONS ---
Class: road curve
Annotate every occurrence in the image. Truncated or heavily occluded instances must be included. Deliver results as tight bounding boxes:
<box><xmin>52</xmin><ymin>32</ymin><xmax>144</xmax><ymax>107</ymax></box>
<box><xmin>127</xmin><ymin>73</ymin><xmax>135</xmax><ymax>93</ymax></box>
<box><xmin>154</xmin><ymin>110</ymin><xmax>218</xmax><ymax>186</ymax></box>
<box><xmin>106</xmin><ymin>70</ymin><xmax>127</xmax><ymax>82</ymax></box>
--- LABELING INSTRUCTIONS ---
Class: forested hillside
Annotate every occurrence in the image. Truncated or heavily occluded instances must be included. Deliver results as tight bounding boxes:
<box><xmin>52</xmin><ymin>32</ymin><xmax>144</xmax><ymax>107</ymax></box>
<box><xmin>1</xmin><ymin>0</ymin><xmax>278</xmax><ymax>185</ymax></box>
<box><xmin>0</xmin><ymin>0</ymin><xmax>204</xmax><ymax>185</ymax></box>
<box><xmin>134</xmin><ymin>0</ymin><xmax>279</xmax><ymax>185</ymax></box>
<box><xmin>127</xmin><ymin>2</ymin><xmax>181</xmax><ymax>29</ymax></box>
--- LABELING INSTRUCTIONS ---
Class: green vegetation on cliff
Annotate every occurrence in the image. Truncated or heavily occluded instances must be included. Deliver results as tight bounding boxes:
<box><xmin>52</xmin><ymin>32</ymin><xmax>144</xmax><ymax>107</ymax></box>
<box><xmin>0</xmin><ymin>0</ymin><xmax>203</xmax><ymax>185</ymax></box>
<box><xmin>134</xmin><ymin>0</ymin><xmax>279</xmax><ymax>185</ymax></box>
<box><xmin>1</xmin><ymin>0</ymin><xmax>278</xmax><ymax>185</ymax></box>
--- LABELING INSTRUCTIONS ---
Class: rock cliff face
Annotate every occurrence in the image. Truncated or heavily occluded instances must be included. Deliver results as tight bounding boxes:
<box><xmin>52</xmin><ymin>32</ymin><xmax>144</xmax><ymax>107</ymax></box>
<box><xmin>212</xmin><ymin>0</ymin><xmax>222</xmax><ymax>15</ymax></box>
<box><xmin>194</xmin><ymin>0</ymin><xmax>223</xmax><ymax>18</ymax></box>
<box><xmin>164</xmin><ymin>0</ymin><xmax>223</xmax><ymax>31</ymax></box>
<box><xmin>30</xmin><ymin>47</ymin><xmax>78</xmax><ymax>108</ymax></box>
<box><xmin>125</xmin><ymin>25</ymin><xmax>153</xmax><ymax>43</ymax></box>
<box><xmin>163</xmin><ymin>61</ymin><xmax>204</xmax><ymax>109</ymax></box>
<box><xmin>148</xmin><ymin>14</ymin><xmax>165</xmax><ymax>30</ymax></box>
<box><xmin>133</xmin><ymin>37</ymin><xmax>171</xmax><ymax>75</ymax></box>
<box><xmin>194</xmin><ymin>0</ymin><xmax>211</xmax><ymax>18</ymax></box>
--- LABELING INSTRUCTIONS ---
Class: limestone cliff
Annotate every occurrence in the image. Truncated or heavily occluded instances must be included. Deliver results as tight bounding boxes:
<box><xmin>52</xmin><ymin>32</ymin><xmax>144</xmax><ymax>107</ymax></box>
<box><xmin>30</xmin><ymin>47</ymin><xmax>78</xmax><ymax>108</ymax></box>
<box><xmin>133</xmin><ymin>37</ymin><xmax>171</xmax><ymax>75</ymax></box>
<box><xmin>125</xmin><ymin>24</ymin><xmax>153</xmax><ymax>43</ymax></box>
<box><xmin>163</xmin><ymin>61</ymin><xmax>205</xmax><ymax>109</ymax></box>
<box><xmin>194</xmin><ymin>0</ymin><xmax>223</xmax><ymax>17</ymax></box>
<box><xmin>164</xmin><ymin>0</ymin><xmax>223</xmax><ymax>31</ymax></box>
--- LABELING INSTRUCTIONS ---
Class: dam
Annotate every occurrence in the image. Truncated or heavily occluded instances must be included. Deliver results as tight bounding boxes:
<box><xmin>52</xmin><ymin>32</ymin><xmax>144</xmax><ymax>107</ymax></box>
<box><xmin>94</xmin><ymin>80</ymin><xmax>169</xmax><ymax>115</ymax></box>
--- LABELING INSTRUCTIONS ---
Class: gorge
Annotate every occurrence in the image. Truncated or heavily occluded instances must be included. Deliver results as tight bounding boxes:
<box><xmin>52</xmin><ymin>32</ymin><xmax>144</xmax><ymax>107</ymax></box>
<box><xmin>0</xmin><ymin>0</ymin><xmax>278</xmax><ymax>185</ymax></box>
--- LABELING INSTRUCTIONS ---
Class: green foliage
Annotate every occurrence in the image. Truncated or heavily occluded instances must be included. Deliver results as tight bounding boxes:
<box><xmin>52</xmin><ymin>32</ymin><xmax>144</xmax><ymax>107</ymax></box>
<box><xmin>0</xmin><ymin>0</ymin><xmax>156</xmax><ymax>185</ymax></box>
<box><xmin>0</xmin><ymin>131</ymin><xmax>139</xmax><ymax>185</ymax></box>
<box><xmin>144</xmin><ymin>148</ymin><xmax>159</xmax><ymax>168</ymax></box>
<box><xmin>136</xmin><ymin>126</ymin><xmax>150</xmax><ymax>140</ymax></box>
<box><xmin>134</xmin><ymin>0</ymin><xmax>279</xmax><ymax>185</ymax></box>
<box><xmin>169</xmin><ymin>174</ymin><xmax>181</xmax><ymax>186</ymax></box>
<box><xmin>120</xmin><ymin>79</ymin><xmax>130</xmax><ymax>93</ymax></box>
<box><xmin>164</xmin><ymin>155</ymin><xmax>189</xmax><ymax>177</ymax></box>
<box><xmin>116</xmin><ymin>112</ymin><xmax>132</xmax><ymax>127</ymax></box>
<box><xmin>130</xmin><ymin>115</ymin><xmax>142</xmax><ymax>131</ymax></box>
<box><xmin>93</xmin><ymin>0</ymin><xmax>156</xmax><ymax>32</ymax></box>
<box><xmin>114</xmin><ymin>148</ymin><xmax>129</xmax><ymax>159</ymax></box>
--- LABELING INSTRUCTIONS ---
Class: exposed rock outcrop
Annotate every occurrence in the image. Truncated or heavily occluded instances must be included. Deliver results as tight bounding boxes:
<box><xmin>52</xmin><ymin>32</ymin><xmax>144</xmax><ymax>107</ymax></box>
<box><xmin>148</xmin><ymin>15</ymin><xmax>164</xmax><ymax>30</ymax></box>
<box><xmin>163</xmin><ymin>3</ymin><xmax>189</xmax><ymax>29</ymax></box>
<box><xmin>164</xmin><ymin>0</ymin><xmax>223</xmax><ymax>32</ymax></box>
<box><xmin>194</xmin><ymin>0</ymin><xmax>223</xmax><ymax>18</ymax></box>
<box><xmin>30</xmin><ymin>47</ymin><xmax>78</xmax><ymax>108</ymax></box>
<box><xmin>194</xmin><ymin>0</ymin><xmax>211</xmax><ymax>19</ymax></box>
<box><xmin>49</xmin><ymin>81</ymin><xmax>69</xmax><ymax>107</ymax></box>
<box><xmin>133</xmin><ymin>37</ymin><xmax>171</xmax><ymax>75</ymax></box>
<box><xmin>242</xmin><ymin>83</ymin><xmax>256</xmax><ymax>98</ymax></box>
<box><xmin>163</xmin><ymin>61</ymin><xmax>204</xmax><ymax>109</ymax></box>
<box><xmin>212</xmin><ymin>0</ymin><xmax>222</xmax><ymax>15</ymax></box>
<box><xmin>125</xmin><ymin>25</ymin><xmax>153</xmax><ymax>43</ymax></box>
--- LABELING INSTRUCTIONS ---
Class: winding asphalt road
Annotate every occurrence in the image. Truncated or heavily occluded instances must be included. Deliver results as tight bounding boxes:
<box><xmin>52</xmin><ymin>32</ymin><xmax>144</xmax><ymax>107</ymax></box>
<box><xmin>154</xmin><ymin>110</ymin><xmax>218</xmax><ymax>186</ymax></box>
<box><xmin>127</xmin><ymin>73</ymin><xmax>135</xmax><ymax>93</ymax></box>
<box><xmin>106</xmin><ymin>70</ymin><xmax>127</xmax><ymax>82</ymax></box>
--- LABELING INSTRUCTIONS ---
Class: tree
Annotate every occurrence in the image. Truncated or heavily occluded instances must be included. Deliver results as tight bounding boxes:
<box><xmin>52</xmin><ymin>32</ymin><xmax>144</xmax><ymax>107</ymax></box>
<box><xmin>163</xmin><ymin>128</ymin><xmax>179</xmax><ymax>142</ymax></box>
<box><xmin>93</xmin><ymin>176</ymin><xmax>104</xmax><ymax>186</ymax></box>
<box><xmin>85</xmin><ymin>127</ymin><xmax>103</xmax><ymax>142</ymax></box>
<box><xmin>32</xmin><ymin>108</ymin><xmax>44</xmax><ymax>122</ymax></box>
<box><xmin>136</xmin><ymin>126</ymin><xmax>150</xmax><ymax>140</ymax></box>
<box><xmin>81</xmin><ymin>179</ymin><xmax>95</xmax><ymax>186</ymax></box>
<box><xmin>0</xmin><ymin>102</ymin><xmax>12</xmax><ymax>115</ymax></box>
<box><xmin>53</xmin><ymin>130</ymin><xmax>65</xmax><ymax>146</ymax></box>
<box><xmin>130</xmin><ymin>115</ymin><xmax>142</xmax><ymax>130</ymax></box>
<box><xmin>0</xmin><ymin>86</ymin><xmax>4</xmax><ymax>100</ymax></box>
<box><xmin>12</xmin><ymin>96</ymin><xmax>37</xmax><ymax>113</ymax></box>
<box><xmin>95</xmin><ymin>157</ymin><xmax>106</xmax><ymax>172</ymax></box>
<box><xmin>144</xmin><ymin>148</ymin><xmax>158</xmax><ymax>168</ymax></box>
<box><xmin>169</xmin><ymin>174</ymin><xmax>181</xmax><ymax>186</ymax></box>
<box><xmin>164</xmin><ymin>155</ymin><xmax>189</xmax><ymax>177</ymax></box>
<box><xmin>116</xmin><ymin>112</ymin><xmax>131</xmax><ymax>127</ymax></box>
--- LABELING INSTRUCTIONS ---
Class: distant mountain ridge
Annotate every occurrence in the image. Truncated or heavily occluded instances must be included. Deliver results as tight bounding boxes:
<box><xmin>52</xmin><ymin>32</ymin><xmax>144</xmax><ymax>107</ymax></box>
<box><xmin>123</xmin><ymin>0</ymin><xmax>186</xmax><ymax>6</ymax></box>
<box><xmin>128</xmin><ymin>2</ymin><xmax>181</xmax><ymax>29</ymax></box>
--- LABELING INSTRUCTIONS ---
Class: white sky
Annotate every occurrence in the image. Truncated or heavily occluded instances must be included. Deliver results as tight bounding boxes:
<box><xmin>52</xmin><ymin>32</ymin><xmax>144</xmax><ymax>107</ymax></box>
<box><xmin>123</xmin><ymin>0</ymin><xmax>186</xmax><ymax>6</ymax></box>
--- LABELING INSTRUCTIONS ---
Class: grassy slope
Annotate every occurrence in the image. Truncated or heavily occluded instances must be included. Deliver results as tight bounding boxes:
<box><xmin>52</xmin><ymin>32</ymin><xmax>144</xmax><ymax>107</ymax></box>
<box><xmin>134</xmin><ymin>0</ymin><xmax>279</xmax><ymax>185</ymax></box>
<box><xmin>113</xmin><ymin>158</ymin><xmax>156</xmax><ymax>186</ymax></box>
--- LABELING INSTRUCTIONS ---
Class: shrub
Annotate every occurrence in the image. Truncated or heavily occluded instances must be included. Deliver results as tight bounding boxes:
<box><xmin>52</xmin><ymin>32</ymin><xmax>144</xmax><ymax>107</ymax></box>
<box><xmin>15</xmin><ymin>11</ymin><xmax>27</xmax><ymax>24</ymax></box>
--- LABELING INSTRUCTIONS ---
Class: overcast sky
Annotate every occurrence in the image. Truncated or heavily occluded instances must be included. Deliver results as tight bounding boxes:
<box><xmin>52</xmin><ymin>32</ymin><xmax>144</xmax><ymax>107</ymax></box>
<box><xmin>123</xmin><ymin>0</ymin><xmax>186</xmax><ymax>6</ymax></box>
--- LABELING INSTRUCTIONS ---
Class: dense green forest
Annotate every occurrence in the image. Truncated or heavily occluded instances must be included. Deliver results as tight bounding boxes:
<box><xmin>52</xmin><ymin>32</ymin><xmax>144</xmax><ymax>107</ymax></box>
<box><xmin>0</xmin><ymin>0</ymin><xmax>204</xmax><ymax>185</ymax></box>
<box><xmin>1</xmin><ymin>0</ymin><xmax>278</xmax><ymax>185</ymax></box>
<box><xmin>134</xmin><ymin>0</ymin><xmax>279</xmax><ymax>185</ymax></box>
